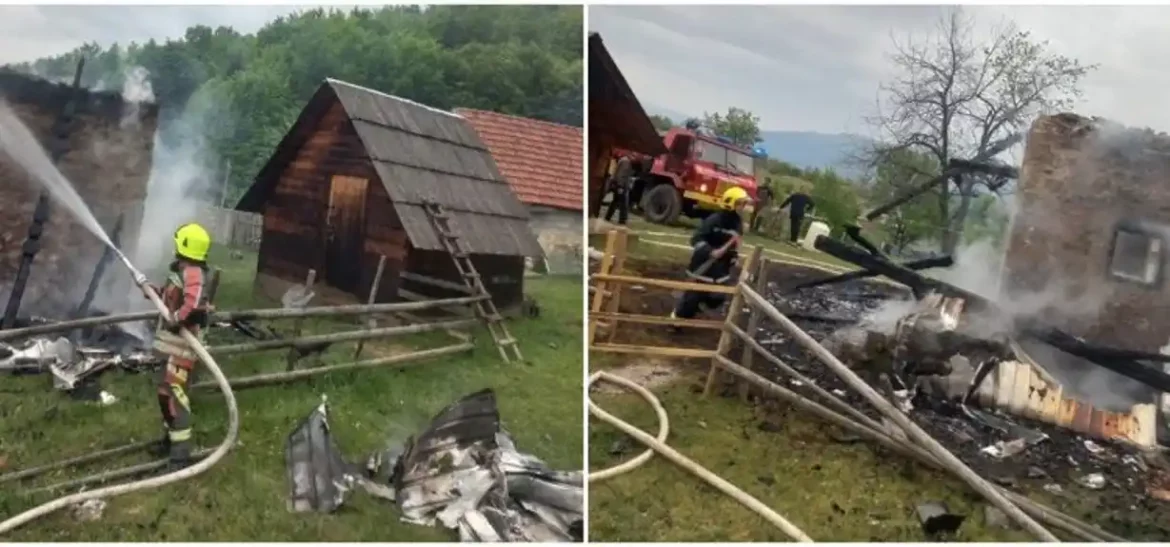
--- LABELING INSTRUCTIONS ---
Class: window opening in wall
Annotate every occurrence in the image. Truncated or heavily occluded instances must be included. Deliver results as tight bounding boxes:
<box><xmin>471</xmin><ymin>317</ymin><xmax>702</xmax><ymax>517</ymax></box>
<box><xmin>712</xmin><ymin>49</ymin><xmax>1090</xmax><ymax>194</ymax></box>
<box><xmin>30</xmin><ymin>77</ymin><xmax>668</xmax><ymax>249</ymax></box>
<box><xmin>1109</xmin><ymin>227</ymin><xmax>1163</xmax><ymax>286</ymax></box>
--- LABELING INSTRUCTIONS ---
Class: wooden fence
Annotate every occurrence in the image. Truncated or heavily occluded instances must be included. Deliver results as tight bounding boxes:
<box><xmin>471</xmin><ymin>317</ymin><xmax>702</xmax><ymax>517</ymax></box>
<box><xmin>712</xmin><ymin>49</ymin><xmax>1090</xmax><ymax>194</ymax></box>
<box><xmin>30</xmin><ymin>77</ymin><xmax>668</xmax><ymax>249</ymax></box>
<box><xmin>194</xmin><ymin>205</ymin><xmax>263</xmax><ymax>252</ymax></box>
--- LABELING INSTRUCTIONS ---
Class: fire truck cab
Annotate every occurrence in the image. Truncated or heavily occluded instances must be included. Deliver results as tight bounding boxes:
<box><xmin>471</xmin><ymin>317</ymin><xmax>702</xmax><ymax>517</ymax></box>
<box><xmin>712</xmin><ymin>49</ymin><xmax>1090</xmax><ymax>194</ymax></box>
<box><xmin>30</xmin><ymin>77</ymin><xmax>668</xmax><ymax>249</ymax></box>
<box><xmin>613</xmin><ymin>127</ymin><xmax>762</xmax><ymax>225</ymax></box>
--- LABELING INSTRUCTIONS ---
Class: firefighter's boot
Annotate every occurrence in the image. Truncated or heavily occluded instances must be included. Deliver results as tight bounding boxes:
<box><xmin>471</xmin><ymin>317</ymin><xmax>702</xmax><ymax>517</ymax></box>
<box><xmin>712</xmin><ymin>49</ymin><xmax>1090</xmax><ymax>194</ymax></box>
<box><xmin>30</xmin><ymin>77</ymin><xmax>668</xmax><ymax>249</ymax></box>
<box><xmin>166</xmin><ymin>440</ymin><xmax>193</xmax><ymax>472</ymax></box>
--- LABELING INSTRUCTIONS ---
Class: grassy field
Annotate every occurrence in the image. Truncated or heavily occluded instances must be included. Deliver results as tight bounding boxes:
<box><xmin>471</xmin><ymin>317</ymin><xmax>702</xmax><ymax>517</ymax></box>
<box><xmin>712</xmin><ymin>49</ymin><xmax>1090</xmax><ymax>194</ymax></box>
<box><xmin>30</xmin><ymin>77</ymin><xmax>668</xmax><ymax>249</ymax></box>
<box><xmin>0</xmin><ymin>247</ymin><xmax>583</xmax><ymax>541</ymax></box>
<box><xmin>588</xmin><ymin>381</ymin><xmax>1030</xmax><ymax>542</ymax></box>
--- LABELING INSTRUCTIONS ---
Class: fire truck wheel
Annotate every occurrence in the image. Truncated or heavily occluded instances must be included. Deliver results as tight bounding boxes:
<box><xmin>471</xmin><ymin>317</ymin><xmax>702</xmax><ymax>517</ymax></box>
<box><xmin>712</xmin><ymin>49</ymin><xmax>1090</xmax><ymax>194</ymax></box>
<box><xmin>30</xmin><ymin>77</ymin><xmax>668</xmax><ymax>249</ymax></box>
<box><xmin>642</xmin><ymin>184</ymin><xmax>682</xmax><ymax>225</ymax></box>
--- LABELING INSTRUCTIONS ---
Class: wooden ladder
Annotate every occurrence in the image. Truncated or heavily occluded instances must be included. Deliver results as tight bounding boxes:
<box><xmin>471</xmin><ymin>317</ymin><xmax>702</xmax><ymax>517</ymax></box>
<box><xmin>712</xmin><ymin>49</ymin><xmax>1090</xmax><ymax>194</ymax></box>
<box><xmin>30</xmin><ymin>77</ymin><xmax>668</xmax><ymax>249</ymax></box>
<box><xmin>420</xmin><ymin>200</ymin><xmax>523</xmax><ymax>363</ymax></box>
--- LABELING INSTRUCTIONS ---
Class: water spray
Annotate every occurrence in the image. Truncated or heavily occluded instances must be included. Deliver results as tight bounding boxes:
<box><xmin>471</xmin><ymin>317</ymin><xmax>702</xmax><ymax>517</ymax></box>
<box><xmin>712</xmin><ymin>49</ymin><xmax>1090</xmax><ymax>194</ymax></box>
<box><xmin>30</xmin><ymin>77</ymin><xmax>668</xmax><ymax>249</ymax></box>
<box><xmin>0</xmin><ymin>62</ymin><xmax>239</xmax><ymax>536</ymax></box>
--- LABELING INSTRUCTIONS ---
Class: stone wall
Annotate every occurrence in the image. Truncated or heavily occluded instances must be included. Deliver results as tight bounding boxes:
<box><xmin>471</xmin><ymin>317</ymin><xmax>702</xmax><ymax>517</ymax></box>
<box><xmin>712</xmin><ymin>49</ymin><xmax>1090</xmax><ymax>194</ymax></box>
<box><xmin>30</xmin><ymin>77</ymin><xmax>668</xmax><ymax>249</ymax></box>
<box><xmin>0</xmin><ymin>71</ymin><xmax>158</xmax><ymax>318</ymax></box>
<box><xmin>528</xmin><ymin>204</ymin><xmax>582</xmax><ymax>275</ymax></box>
<box><xmin>1002</xmin><ymin>113</ymin><xmax>1170</xmax><ymax>351</ymax></box>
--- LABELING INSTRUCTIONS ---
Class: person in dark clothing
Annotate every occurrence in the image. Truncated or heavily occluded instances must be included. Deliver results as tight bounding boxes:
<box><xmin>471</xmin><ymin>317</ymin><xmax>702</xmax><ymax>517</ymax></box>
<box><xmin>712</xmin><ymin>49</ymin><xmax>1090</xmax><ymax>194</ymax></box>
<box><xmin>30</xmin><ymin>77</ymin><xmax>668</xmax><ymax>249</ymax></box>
<box><xmin>671</xmin><ymin>187</ymin><xmax>751</xmax><ymax>321</ymax></box>
<box><xmin>749</xmin><ymin>184</ymin><xmax>774</xmax><ymax>234</ymax></box>
<box><xmin>778</xmin><ymin>191</ymin><xmax>815</xmax><ymax>244</ymax></box>
<box><xmin>604</xmin><ymin>155</ymin><xmax>639</xmax><ymax>224</ymax></box>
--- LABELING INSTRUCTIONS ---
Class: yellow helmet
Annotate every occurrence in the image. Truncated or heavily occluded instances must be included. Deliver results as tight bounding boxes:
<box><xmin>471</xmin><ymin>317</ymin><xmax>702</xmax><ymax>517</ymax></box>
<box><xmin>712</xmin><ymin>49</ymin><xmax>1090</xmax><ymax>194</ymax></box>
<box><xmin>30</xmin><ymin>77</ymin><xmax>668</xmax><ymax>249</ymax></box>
<box><xmin>720</xmin><ymin>186</ymin><xmax>751</xmax><ymax>210</ymax></box>
<box><xmin>174</xmin><ymin>223</ymin><xmax>211</xmax><ymax>262</ymax></box>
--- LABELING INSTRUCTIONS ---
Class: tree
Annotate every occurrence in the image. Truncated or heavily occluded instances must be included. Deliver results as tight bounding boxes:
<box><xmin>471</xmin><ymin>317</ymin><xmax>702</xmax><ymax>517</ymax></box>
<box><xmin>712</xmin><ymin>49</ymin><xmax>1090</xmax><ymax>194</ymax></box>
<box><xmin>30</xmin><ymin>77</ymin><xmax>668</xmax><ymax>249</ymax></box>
<box><xmin>869</xmin><ymin>149</ymin><xmax>943</xmax><ymax>252</ymax></box>
<box><xmin>863</xmin><ymin>7</ymin><xmax>1093</xmax><ymax>254</ymax></box>
<box><xmin>649</xmin><ymin>114</ymin><xmax>674</xmax><ymax>131</ymax></box>
<box><xmin>702</xmin><ymin>107</ymin><xmax>761</xmax><ymax>148</ymax></box>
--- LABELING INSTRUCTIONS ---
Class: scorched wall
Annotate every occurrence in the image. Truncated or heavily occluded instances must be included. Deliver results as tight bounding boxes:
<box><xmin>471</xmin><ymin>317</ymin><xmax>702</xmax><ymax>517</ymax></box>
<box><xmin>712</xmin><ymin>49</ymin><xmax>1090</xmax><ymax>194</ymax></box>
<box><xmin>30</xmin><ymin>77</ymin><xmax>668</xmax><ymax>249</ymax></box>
<box><xmin>0</xmin><ymin>71</ymin><xmax>158</xmax><ymax>319</ymax></box>
<box><xmin>1003</xmin><ymin>114</ymin><xmax>1170</xmax><ymax>352</ymax></box>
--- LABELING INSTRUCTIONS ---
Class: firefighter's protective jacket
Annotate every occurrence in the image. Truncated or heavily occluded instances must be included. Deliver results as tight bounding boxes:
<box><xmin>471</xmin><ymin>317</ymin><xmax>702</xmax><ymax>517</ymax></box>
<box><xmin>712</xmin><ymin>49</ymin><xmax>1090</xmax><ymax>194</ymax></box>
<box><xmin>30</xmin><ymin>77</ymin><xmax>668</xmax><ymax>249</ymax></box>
<box><xmin>686</xmin><ymin>211</ymin><xmax>742</xmax><ymax>283</ymax></box>
<box><xmin>151</xmin><ymin>260</ymin><xmax>210</xmax><ymax>360</ymax></box>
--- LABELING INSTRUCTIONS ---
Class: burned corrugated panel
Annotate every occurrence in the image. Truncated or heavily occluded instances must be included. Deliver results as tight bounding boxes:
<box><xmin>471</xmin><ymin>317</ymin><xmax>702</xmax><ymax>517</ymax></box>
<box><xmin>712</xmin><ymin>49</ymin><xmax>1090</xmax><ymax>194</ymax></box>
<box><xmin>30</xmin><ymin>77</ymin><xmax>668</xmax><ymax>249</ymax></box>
<box><xmin>967</xmin><ymin>349</ymin><xmax>1158</xmax><ymax>447</ymax></box>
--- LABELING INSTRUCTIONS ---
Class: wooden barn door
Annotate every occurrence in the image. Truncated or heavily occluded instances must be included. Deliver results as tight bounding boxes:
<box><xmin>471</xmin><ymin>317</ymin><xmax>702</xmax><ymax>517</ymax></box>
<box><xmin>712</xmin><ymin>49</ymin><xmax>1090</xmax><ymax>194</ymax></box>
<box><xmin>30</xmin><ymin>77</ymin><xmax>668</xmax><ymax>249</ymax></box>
<box><xmin>325</xmin><ymin>175</ymin><xmax>369</xmax><ymax>293</ymax></box>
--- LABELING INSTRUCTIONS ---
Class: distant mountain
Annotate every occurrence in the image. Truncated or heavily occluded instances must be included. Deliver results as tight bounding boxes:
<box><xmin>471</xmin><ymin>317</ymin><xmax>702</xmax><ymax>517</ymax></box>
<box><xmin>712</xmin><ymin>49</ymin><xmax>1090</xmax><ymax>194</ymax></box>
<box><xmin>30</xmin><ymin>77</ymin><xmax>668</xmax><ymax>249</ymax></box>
<box><xmin>758</xmin><ymin>131</ymin><xmax>871</xmax><ymax>179</ymax></box>
<box><xmin>646</xmin><ymin>104</ymin><xmax>871</xmax><ymax>179</ymax></box>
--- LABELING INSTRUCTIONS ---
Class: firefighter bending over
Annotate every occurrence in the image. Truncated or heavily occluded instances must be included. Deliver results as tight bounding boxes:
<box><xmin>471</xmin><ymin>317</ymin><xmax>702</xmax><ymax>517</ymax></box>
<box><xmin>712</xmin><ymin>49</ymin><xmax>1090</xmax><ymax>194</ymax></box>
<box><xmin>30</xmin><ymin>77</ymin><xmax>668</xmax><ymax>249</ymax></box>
<box><xmin>148</xmin><ymin>223</ymin><xmax>214</xmax><ymax>468</ymax></box>
<box><xmin>671</xmin><ymin>187</ymin><xmax>752</xmax><ymax>321</ymax></box>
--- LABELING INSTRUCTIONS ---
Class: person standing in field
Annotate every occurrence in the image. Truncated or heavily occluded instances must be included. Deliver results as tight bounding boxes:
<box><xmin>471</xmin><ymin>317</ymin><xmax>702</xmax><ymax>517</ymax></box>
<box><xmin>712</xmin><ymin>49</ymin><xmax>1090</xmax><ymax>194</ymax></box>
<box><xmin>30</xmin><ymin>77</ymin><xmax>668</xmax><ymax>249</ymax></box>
<box><xmin>778</xmin><ymin>191</ymin><xmax>815</xmax><ymax>244</ymax></box>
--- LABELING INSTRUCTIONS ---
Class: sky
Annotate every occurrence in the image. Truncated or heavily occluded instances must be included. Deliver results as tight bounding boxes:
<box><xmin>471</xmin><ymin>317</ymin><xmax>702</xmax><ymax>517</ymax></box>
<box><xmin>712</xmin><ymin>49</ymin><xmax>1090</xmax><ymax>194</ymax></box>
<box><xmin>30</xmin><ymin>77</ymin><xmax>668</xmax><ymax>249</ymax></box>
<box><xmin>0</xmin><ymin>5</ymin><xmax>330</xmax><ymax>65</ymax></box>
<box><xmin>589</xmin><ymin>5</ymin><xmax>1170</xmax><ymax>136</ymax></box>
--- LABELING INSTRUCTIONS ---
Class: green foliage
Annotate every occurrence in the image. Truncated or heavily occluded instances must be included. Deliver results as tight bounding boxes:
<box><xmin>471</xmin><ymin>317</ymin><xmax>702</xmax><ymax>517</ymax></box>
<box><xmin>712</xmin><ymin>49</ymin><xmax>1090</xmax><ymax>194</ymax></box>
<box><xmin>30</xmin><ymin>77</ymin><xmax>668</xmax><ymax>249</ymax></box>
<box><xmin>5</xmin><ymin>6</ymin><xmax>583</xmax><ymax>206</ymax></box>
<box><xmin>649</xmin><ymin>114</ymin><xmax>673</xmax><ymax>131</ymax></box>
<box><xmin>869</xmin><ymin>148</ymin><xmax>943</xmax><ymax>251</ymax></box>
<box><xmin>701</xmin><ymin>107</ymin><xmax>761</xmax><ymax>148</ymax></box>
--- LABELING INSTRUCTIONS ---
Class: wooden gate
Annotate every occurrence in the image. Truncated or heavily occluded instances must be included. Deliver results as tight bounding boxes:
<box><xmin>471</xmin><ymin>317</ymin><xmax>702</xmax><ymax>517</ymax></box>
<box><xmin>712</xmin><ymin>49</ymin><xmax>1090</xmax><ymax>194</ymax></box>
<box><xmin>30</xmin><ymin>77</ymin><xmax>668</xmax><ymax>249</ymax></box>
<box><xmin>325</xmin><ymin>175</ymin><xmax>369</xmax><ymax>293</ymax></box>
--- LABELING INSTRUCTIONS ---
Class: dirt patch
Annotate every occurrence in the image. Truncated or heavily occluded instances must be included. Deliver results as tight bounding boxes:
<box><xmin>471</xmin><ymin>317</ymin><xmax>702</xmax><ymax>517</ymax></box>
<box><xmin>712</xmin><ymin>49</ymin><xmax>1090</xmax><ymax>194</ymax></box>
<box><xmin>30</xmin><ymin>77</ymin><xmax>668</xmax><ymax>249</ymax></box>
<box><xmin>593</xmin><ymin>357</ymin><xmax>686</xmax><ymax>394</ymax></box>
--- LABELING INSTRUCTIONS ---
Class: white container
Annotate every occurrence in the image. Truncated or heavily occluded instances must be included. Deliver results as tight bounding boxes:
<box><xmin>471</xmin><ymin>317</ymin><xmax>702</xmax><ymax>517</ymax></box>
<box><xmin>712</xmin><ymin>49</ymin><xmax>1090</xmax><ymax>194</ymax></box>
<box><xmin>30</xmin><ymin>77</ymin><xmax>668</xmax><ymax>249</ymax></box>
<box><xmin>802</xmin><ymin>221</ymin><xmax>831</xmax><ymax>251</ymax></box>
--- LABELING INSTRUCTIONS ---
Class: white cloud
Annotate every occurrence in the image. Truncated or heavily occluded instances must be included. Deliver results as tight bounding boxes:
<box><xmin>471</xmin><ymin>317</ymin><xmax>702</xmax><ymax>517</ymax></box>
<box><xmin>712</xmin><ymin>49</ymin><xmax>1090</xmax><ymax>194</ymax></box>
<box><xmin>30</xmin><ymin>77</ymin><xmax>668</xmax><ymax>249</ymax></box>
<box><xmin>591</xmin><ymin>5</ymin><xmax>1170</xmax><ymax>135</ymax></box>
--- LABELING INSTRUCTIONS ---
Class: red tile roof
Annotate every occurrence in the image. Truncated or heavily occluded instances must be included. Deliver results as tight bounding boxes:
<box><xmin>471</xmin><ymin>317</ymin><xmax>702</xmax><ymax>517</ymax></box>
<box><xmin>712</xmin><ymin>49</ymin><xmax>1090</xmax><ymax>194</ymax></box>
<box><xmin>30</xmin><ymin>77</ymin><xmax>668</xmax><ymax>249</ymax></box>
<box><xmin>455</xmin><ymin>108</ymin><xmax>582</xmax><ymax>211</ymax></box>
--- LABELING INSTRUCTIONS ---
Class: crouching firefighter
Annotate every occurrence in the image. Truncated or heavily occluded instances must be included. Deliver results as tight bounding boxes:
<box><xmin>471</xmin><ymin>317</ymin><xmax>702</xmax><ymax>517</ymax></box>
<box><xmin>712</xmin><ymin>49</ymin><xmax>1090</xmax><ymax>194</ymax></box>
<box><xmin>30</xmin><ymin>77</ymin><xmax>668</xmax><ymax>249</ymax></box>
<box><xmin>671</xmin><ymin>187</ymin><xmax>752</xmax><ymax>322</ymax></box>
<box><xmin>147</xmin><ymin>223</ymin><xmax>214</xmax><ymax>469</ymax></box>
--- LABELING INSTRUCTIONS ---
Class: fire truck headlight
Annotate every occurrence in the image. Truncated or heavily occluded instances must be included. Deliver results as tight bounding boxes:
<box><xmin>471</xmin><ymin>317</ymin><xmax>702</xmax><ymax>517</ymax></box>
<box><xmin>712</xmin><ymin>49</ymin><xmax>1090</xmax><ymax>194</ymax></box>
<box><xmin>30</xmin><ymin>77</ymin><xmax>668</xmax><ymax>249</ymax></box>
<box><xmin>699</xmin><ymin>184</ymin><xmax>707</xmax><ymax>193</ymax></box>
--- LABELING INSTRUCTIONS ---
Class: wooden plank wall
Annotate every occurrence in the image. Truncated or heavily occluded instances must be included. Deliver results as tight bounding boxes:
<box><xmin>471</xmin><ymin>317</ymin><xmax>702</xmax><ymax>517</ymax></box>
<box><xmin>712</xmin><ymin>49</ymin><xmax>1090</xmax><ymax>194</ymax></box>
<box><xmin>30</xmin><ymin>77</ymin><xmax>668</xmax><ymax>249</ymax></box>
<box><xmin>405</xmin><ymin>249</ymin><xmax>525</xmax><ymax>311</ymax></box>
<box><xmin>257</xmin><ymin>97</ymin><xmax>411</xmax><ymax>304</ymax></box>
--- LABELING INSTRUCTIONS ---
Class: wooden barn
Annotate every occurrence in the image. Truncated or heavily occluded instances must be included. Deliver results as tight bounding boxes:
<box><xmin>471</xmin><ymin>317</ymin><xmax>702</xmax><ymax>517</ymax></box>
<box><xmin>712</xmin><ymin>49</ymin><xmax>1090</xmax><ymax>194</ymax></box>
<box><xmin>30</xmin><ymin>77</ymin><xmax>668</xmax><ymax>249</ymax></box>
<box><xmin>0</xmin><ymin>68</ymin><xmax>158</xmax><ymax>321</ymax></box>
<box><xmin>587</xmin><ymin>32</ymin><xmax>665</xmax><ymax>218</ymax></box>
<box><xmin>455</xmin><ymin>108</ymin><xmax>583</xmax><ymax>274</ymax></box>
<box><xmin>236</xmin><ymin>79</ymin><xmax>544</xmax><ymax>311</ymax></box>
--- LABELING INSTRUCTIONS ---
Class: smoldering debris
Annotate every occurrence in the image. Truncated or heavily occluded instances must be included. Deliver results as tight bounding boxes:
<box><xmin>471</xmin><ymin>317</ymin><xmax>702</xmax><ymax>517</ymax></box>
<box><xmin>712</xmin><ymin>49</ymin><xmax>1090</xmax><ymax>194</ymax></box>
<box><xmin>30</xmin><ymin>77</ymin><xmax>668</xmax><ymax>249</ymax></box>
<box><xmin>0</xmin><ymin>317</ymin><xmax>161</xmax><ymax>399</ymax></box>
<box><xmin>284</xmin><ymin>389</ymin><xmax>584</xmax><ymax>542</ymax></box>
<box><xmin>740</xmin><ymin>262</ymin><xmax>1170</xmax><ymax>536</ymax></box>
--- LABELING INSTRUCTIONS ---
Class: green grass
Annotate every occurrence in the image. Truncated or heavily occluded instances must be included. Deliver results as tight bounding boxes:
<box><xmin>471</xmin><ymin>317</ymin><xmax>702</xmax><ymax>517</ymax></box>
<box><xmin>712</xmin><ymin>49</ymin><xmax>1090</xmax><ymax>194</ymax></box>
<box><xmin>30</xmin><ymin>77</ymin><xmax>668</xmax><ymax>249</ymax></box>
<box><xmin>588</xmin><ymin>381</ymin><xmax>1032</xmax><ymax>542</ymax></box>
<box><xmin>0</xmin><ymin>247</ymin><xmax>583</xmax><ymax>541</ymax></box>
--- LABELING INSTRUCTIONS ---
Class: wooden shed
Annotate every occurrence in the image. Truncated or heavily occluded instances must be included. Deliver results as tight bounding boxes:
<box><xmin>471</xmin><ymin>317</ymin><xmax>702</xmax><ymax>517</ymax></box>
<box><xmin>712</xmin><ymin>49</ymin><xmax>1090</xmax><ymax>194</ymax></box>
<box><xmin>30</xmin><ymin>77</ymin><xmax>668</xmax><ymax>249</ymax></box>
<box><xmin>236</xmin><ymin>79</ymin><xmax>544</xmax><ymax>311</ymax></box>
<box><xmin>587</xmin><ymin>32</ymin><xmax>666</xmax><ymax>217</ymax></box>
<box><xmin>0</xmin><ymin>68</ymin><xmax>158</xmax><ymax>320</ymax></box>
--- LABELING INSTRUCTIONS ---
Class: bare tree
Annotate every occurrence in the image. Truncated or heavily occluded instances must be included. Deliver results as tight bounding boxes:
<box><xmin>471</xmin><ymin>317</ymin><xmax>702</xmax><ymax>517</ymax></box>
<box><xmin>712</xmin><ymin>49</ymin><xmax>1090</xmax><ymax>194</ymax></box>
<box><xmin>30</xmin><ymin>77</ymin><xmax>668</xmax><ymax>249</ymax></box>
<box><xmin>863</xmin><ymin>7</ymin><xmax>1094</xmax><ymax>254</ymax></box>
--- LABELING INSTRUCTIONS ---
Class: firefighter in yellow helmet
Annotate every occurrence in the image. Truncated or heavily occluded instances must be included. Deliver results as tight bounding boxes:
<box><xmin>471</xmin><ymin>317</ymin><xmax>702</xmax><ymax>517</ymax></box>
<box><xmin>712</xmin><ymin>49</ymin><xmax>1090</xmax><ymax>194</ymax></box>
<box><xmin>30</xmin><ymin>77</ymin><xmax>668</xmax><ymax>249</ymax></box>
<box><xmin>671</xmin><ymin>186</ymin><xmax>753</xmax><ymax>322</ymax></box>
<box><xmin>146</xmin><ymin>223</ymin><xmax>214</xmax><ymax>468</ymax></box>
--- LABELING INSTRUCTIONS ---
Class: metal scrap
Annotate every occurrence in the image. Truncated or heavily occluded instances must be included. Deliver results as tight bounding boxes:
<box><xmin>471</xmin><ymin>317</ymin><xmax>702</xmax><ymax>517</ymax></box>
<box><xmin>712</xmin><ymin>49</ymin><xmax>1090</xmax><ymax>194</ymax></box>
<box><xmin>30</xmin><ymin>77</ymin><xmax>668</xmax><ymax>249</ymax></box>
<box><xmin>284</xmin><ymin>389</ymin><xmax>583</xmax><ymax>542</ymax></box>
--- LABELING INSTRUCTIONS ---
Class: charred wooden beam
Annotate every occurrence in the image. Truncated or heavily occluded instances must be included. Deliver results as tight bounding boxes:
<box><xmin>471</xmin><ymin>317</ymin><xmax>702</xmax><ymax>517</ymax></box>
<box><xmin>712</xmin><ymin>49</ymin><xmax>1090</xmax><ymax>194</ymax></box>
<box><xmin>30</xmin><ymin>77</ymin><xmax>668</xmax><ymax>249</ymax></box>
<box><xmin>815</xmin><ymin>236</ymin><xmax>1170</xmax><ymax>394</ymax></box>
<box><xmin>863</xmin><ymin>133</ymin><xmax>1022</xmax><ymax>223</ymax></box>
<box><xmin>1022</xmin><ymin>328</ymin><xmax>1170</xmax><ymax>393</ymax></box>
<box><xmin>1</xmin><ymin>58</ymin><xmax>86</xmax><ymax>330</ymax></box>
<box><xmin>813</xmin><ymin>235</ymin><xmax>987</xmax><ymax>304</ymax></box>
<box><xmin>786</xmin><ymin>255</ymin><xmax>953</xmax><ymax>293</ymax></box>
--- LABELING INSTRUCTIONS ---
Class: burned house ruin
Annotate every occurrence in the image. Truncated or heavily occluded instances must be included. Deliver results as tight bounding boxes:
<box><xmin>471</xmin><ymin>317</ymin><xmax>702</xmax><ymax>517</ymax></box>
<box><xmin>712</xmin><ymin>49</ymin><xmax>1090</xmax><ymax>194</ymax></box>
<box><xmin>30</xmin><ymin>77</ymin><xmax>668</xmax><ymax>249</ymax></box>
<box><xmin>0</xmin><ymin>69</ymin><xmax>158</xmax><ymax>321</ymax></box>
<box><xmin>236</xmin><ymin>79</ymin><xmax>544</xmax><ymax>311</ymax></box>
<box><xmin>996</xmin><ymin>113</ymin><xmax>1170</xmax><ymax>443</ymax></box>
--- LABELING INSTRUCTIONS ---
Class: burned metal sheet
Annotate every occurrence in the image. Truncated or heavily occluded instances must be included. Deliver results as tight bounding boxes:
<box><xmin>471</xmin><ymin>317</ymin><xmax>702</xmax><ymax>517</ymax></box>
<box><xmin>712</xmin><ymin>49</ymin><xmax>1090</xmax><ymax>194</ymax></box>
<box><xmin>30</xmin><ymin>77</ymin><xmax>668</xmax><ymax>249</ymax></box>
<box><xmin>286</xmin><ymin>398</ymin><xmax>364</xmax><ymax>513</ymax></box>
<box><xmin>392</xmin><ymin>389</ymin><xmax>584</xmax><ymax>542</ymax></box>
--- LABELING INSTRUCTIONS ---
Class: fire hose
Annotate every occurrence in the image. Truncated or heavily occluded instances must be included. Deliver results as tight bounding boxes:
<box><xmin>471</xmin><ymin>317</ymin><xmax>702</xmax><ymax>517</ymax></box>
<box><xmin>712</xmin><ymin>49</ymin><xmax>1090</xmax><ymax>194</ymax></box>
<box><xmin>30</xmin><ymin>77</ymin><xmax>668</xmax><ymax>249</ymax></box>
<box><xmin>0</xmin><ymin>250</ymin><xmax>239</xmax><ymax>536</ymax></box>
<box><xmin>587</xmin><ymin>371</ymin><xmax>814</xmax><ymax>542</ymax></box>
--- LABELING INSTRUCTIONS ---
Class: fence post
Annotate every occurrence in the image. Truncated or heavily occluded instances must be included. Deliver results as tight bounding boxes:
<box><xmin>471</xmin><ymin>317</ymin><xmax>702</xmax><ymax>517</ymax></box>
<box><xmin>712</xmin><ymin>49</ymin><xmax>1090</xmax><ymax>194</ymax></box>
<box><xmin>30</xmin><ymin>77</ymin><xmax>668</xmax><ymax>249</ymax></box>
<box><xmin>353</xmin><ymin>255</ymin><xmax>387</xmax><ymax>360</ymax></box>
<box><xmin>285</xmin><ymin>269</ymin><xmax>317</xmax><ymax>371</ymax></box>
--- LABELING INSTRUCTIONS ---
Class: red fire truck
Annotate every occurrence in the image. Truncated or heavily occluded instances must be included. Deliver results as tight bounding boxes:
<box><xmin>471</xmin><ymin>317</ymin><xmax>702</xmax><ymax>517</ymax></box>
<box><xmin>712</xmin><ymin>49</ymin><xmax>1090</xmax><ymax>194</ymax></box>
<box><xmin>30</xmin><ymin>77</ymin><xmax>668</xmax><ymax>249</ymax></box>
<box><xmin>611</xmin><ymin>127</ymin><xmax>761</xmax><ymax>225</ymax></box>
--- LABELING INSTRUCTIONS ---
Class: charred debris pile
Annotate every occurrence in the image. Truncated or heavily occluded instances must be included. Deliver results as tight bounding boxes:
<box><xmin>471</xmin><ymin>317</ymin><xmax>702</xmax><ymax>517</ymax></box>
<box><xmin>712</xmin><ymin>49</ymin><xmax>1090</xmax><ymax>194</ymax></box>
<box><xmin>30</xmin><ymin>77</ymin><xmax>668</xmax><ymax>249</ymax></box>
<box><xmin>286</xmin><ymin>389</ymin><xmax>584</xmax><ymax>542</ymax></box>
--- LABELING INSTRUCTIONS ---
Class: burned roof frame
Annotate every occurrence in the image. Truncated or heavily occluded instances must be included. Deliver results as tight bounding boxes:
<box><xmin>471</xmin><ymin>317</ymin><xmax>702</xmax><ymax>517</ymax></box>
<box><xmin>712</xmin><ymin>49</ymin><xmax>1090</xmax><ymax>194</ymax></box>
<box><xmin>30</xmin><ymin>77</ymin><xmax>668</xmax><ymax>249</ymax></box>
<box><xmin>0</xmin><ymin>68</ymin><xmax>159</xmax><ymax>126</ymax></box>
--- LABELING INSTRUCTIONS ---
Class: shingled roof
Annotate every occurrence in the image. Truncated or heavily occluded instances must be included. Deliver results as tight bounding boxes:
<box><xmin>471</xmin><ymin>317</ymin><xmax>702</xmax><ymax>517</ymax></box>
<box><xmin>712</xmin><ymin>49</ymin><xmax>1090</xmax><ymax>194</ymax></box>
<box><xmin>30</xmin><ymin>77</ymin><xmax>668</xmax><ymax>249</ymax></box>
<box><xmin>455</xmin><ymin>108</ymin><xmax>582</xmax><ymax>212</ymax></box>
<box><xmin>238</xmin><ymin>79</ymin><xmax>543</xmax><ymax>258</ymax></box>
